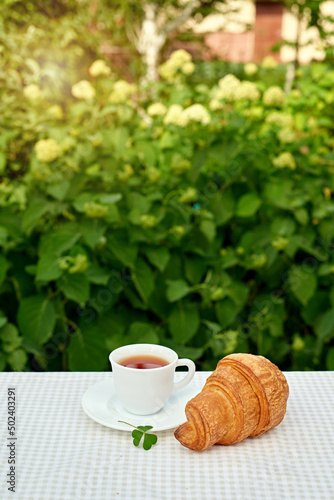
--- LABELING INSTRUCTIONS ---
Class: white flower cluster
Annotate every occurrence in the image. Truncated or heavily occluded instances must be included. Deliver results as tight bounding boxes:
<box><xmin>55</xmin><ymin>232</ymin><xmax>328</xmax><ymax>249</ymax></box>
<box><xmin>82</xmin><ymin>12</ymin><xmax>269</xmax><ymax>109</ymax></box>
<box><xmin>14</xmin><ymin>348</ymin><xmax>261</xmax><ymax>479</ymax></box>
<box><xmin>278</xmin><ymin>128</ymin><xmax>296</xmax><ymax>143</ymax></box>
<box><xmin>216</xmin><ymin>74</ymin><xmax>240</xmax><ymax>101</ymax></box>
<box><xmin>89</xmin><ymin>59</ymin><xmax>111</xmax><ymax>77</ymax></box>
<box><xmin>163</xmin><ymin>103</ymin><xmax>210</xmax><ymax>126</ymax></box>
<box><xmin>273</xmin><ymin>152</ymin><xmax>296</xmax><ymax>170</ymax></box>
<box><xmin>265</xmin><ymin>112</ymin><xmax>293</xmax><ymax>128</ymax></box>
<box><xmin>234</xmin><ymin>81</ymin><xmax>260</xmax><ymax>101</ymax></box>
<box><xmin>147</xmin><ymin>102</ymin><xmax>167</xmax><ymax>116</ymax></box>
<box><xmin>71</xmin><ymin>80</ymin><xmax>96</xmax><ymax>100</ymax></box>
<box><xmin>213</xmin><ymin>74</ymin><xmax>260</xmax><ymax>103</ymax></box>
<box><xmin>263</xmin><ymin>86</ymin><xmax>285</xmax><ymax>107</ymax></box>
<box><xmin>244</xmin><ymin>63</ymin><xmax>258</xmax><ymax>76</ymax></box>
<box><xmin>109</xmin><ymin>80</ymin><xmax>137</xmax><ymax>104</ymax></box>
<box><xmin>23</xmin><ymin>84</ymin><xmax>41</xmax><ymax>100</ymax></box>
<box><xmin>182</xmin><ymin>104</ymin><xmax>211</xmax><ymax>125</ymax></box>
<box><xmin>35</xmin><ymin>139</ymin><xmax>61</xmax><ymax>163</ymax></box>
<box><xmin>159</xmin><ymin>50</ymin><xmax>195</xmax><ymax>81</ymax></box>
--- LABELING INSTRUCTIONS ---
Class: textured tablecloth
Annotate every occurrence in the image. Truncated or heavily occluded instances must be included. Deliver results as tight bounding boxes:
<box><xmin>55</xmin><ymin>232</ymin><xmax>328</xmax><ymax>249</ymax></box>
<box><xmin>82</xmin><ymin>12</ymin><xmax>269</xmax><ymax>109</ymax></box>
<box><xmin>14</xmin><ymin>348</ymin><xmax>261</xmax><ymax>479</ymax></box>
<box><xmin>0</xmin><ymin>371</ymin><xmax>333</xmax><ymax>500</ymax></box>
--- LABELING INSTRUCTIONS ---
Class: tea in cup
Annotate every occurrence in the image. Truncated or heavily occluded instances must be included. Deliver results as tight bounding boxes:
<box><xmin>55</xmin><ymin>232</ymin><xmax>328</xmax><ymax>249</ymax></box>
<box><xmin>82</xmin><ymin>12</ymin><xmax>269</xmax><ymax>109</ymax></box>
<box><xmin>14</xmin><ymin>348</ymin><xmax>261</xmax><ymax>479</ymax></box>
<box><xmin>109</xmin><ymin>344</ymin><xmax>196</xmax><ymax>415</ymax></box>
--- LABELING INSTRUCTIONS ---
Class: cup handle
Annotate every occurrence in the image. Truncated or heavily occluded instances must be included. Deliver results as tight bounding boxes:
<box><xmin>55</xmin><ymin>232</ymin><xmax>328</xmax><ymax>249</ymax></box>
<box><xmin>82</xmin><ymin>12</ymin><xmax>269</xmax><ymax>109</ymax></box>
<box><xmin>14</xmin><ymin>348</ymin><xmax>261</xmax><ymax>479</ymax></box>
<box><xmin>172</xmin><ymin>359</ymin><xmax>196</xmax><ymax>394</ymax></box>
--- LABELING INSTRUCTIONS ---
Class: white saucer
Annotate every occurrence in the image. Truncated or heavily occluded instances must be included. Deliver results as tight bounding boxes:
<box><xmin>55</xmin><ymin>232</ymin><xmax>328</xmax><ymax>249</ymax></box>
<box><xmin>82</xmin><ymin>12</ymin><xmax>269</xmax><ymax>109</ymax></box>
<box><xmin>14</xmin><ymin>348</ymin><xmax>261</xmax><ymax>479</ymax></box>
<box><xmin>82</xmin><ymin>376</ymin><xmax>199</xmax><ymax>432</ymax></box>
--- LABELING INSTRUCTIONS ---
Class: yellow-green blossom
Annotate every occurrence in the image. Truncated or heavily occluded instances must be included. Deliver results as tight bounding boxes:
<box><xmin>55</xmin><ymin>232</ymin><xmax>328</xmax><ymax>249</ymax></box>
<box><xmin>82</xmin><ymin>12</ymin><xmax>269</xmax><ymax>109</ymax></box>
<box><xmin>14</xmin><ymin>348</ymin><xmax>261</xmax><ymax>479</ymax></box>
<box><xmin>182</xmin><ymin>104</ymin><xmax>210</xmax><ymax>125</ymax></box>
<box><xmin>68</xmin><ymin>254</ymin><xmax>88</xmax><ymax>274</ymax></box>
<box><xmin>89</xmin><ymin>59</ymin><xmax>111</xmax><ymax>77</ymax></box>
<box><xmin>261</xmin><ymin>56</ymin><xmax>278</xmax><ymax>69</ymax></box>
<box><xmin>266</xmin><ymin>112</ymin><xmax>293</xmax><ymax>128</ymax></box>
<box><xmin>171</xmin><ymin>155</ymin><xmax>191</xmax><ymax>175</ymax></box>
<box><xmin>272</xmin><ymin>237</ymin><xmax>288</xmax><ymax>251</ymax></box>
<box><xmin>84</xmin><ymin>202</ymin><xmax>108</xmax><ymax>218</ymax></box>
<box><xmin>147</xmin><ymin>102</ymin><xmax>167</xmax><ymax>116</ymax></box>
<box><xmin>244</xmin><ymin>62</ymin><xmax>258</xmax><ymax>76</ymax></box>
<box><xmin>170</xmin><ymin>225</ymin><xmax>185</xmax><ymax>238</ymax></box>
<box><xmin>140</xmin><ymin>214</ymin><xmax>157</xmax><ymax>228</ymax></box>
<box><xmin>210</xmin><ymin>287</ymin><xmax>225</xmax><ymax>301</ymax></box>
<box><xmin>59</xmin><ymin>254</ymin><xmax>88</xmax><ymax>273</ymax></box>
<box><xmin>109</xmin><ymin>80</ymin><xmax>137</xmax><ymax>103</ymax></box>
<box><xmin>158</xmin><ymin>49</ymin><xmax>193</xmax><ymax>80</ymax></box>
<box><xmin>179</xmin><ymin>187</ymin><xmax>197</xmax><ymax>204</ymax></box>
<box><xmin>292</xmin><ymin>336</ymin><xmax>305</xmax><ymax>351</ymax></box>
<box><xmin>47</xmin><ymin>105</ymin><xmax>63</xmax><ymax>120</ymax></box>
<box><xmin>117</xmin><ymin>164</ymin><xmax>134</xmax><ymax>181</ymax></box>
<box><xmin>278</xmin><ymin>128</ymin><xmax>296</xmax><ymax>143</ymax></box>
<box><xmin>182</xmin><ymin>61</ymin><xmax>195</xmax><ymax>75</ymax></box>
<box><xmin>243</xmin><ymin>106</ymin><xmax>263</xmax><ymax>120</ymax></box>
<box><xmin>273</xmin><ymin>152</ymin><xmax>296</xmax><ymax>170</ymax></box>
<box><xmin>23</xmin><ymin>84</ymin><xmax>41</xmax><ymax>100</ymax></box>
<box><xmin>163</xmin><ymin>104</ymin><xmax>188</xmax><ymax>126</ymax></box>
<box><xmin>71</xmin><ymin>80</ymin><xmax>96</xmax><ymax>100</ymax></box>
<box><xmin>263</xmin><ymin>86</ymin><xmax>285</xmax><ymax>107</ymax></box>
<box><xmin>146</xmin><ymin>167</ymin><xmax>161</xmax><ymax>182</ymax></box>
<box><xmin>35</xmin><ymin>139</ymin><xmax>61</xmax><ymax>163</ymax></box>
<box><xmin>250</xmin><ymin>253</ymin><xmax>267</xmax><ymax>268</ymax></box>
<box><xmin>209</xmin><ymin>99</ymin><xmax>224</xmax><ymax>111</ymax></box>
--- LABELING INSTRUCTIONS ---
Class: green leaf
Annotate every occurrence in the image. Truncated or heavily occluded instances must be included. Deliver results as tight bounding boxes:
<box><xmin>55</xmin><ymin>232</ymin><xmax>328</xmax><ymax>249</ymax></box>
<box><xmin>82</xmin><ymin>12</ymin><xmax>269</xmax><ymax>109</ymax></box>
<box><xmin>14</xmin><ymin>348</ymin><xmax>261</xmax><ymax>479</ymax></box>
<box><xmin>315</xmin><ymin>309</ymin><xmax>334</xmax><ymax>343</ymax></box>
<box><xmin>127</xmin><ymin>322</ymin><xmax>159</xmax><ymax>344</ymax></box>
<box><xmin>199</xmin><ymin>220</ymin><xmax>216</xmax><ymax>242</ymax></box>
<box><xmin>143</xmin><ymin>433</ymin><xmax>158</xmax><ymax>450</ymax></box>
<box><xmin>215</xmin><ymin>298</ymin><xmax>240</xmax><ymax>329</ymax></box>
<box><xmin>132</xmin><ymin>430</ymin><xmax>143</xmax><ymax>447</ymax></box>
<box><xmin>0</xmin><ymin>353</ymin><xmax>6</xmax><ymax>371</ymax></box>
<box><xmin>168</xmin><ymin>303</ymin><xmax>200</xmax><ymax>343</ymax></box>
<box><xmin>67</xmin><ymin>324</ymin><xmax>109</xmax><ymax>371</ymax></box>
<box><xmin>7</xmin><ymin>349</ymin><xmax>28</xmax><ymax>371</ymax></box>
<box><xmin>0</xmin><ymin>323</ymin><xmax>19</xmax><ymax>343</ymax></box>
<box><xmin>0</xmin><ymin>254</ymin><xmax>9</xmax><ymax>287</ymax></box>
<box><xmin>39</xmin><ymin>223</ymin><xmax>81</xmax><ymax>256</ymax></box>
<box><xmin>111</xmin><ymin>128</ymin><xmax>130</xmax><ymax>159</ymax></box>
<box><xmin>236</xmin><ymin>193</ymin><xmax>261</xmax><ymax>218</ymax></box>
<box><xmin>166</xmin><ymin>279</ymin><xmax>191</xmax><ymax>302</ymax></box>
<box><xmin>294</xmin><ymin>208</ymin><xmax>309</xmax><ymax>226</ymax></box>
<box><xmin>227</xmin><ymin>281</ymin><xmax>249</xmax><ymax>307</ymax></box>
<box><xmin>209</xmin><ymin>189</ymin><xmax>234</xmax><ymax>226</ymax></box>
<box><xmin>184</xmin><ymin>255</ymin><xmax>207</xmax><ymax>284</ymax></box>
<box><xmin>22</xmin><ymin>199</ymin><xmax>55</xmax><ymax>234</ymax></box>
<box><xmin>132</xmin><ymin>258</ymin><xmax>155</xmax><ymax>303</ymax></box>
<box><xmin>46</xmin><ymin>180</ymin><xmax>70</xmax><ymax>201</ymax></box>
<box><xmin>58</xmin><ymin>273</ymin><xmax>90</xmax><ymax>305</ymax></box>
<box><xmin>85</xmin><ymin>263</ymin><xmax>110</xmax><ymax>285</ymax></box>
<box><xmin>0</xmin><ymin>227</ymin><xmax>8</xmax><ymax>247</ymax></box>
<box><xmin>0</xmin><ymin>151</ymin><xmax>6</xmax><ymax>173</ymax></box>
<box><xmin>326</xmin><ymin>347</ymin><xmax>334</xmax><ymax>370</ymax></box>
<box><xmin>0</xmin><ymin>311</ymin><xmax>8</xmax><ymax>329</ymax></box>
<box><xmin>108</xmin><ymin>231</ymin><xmax>138</xmax><ymax>268</ymax></box>
<box><xmin>36</xmin><ymin>253</ymin><xmax>63</xmax><ymax>281</ymax></box>
<box><xmin>81</xmin><ymin>219</ymin><xmax>107</xmax><ymax>249</ymax></box>
<box><xmin>145</xmin><ymin>246</ymin><xmax>170</xmax><ymax>272</ymax></box>
<box><xmin>289</xmin><ymin>266</ymin><xmax>317</xmax><ymax>306</ymax></box>
<box><xmin>17</xmin><ymin>295</ymin><xmax>56</xmax><ymax>344</ymax></box>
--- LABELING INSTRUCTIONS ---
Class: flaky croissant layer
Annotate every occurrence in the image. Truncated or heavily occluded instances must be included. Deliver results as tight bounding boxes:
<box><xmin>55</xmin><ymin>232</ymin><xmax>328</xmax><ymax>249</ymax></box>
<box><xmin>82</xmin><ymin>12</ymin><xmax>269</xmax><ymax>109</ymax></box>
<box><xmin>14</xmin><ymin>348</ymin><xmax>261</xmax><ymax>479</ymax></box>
<box><xmin>174</xmin><ymin>353</ymin><xmax>289</xmax><ymax>451</ymax></box>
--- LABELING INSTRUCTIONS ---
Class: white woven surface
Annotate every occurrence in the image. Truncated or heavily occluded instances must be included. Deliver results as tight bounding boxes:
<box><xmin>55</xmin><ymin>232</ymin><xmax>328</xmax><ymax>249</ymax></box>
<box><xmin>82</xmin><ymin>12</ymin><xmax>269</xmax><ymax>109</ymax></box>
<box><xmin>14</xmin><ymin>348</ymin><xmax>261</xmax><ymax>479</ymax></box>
<box><xmin>0</xmin><ymin>371</ymin><xmax>333</xmax><ymax>500</ymax></box>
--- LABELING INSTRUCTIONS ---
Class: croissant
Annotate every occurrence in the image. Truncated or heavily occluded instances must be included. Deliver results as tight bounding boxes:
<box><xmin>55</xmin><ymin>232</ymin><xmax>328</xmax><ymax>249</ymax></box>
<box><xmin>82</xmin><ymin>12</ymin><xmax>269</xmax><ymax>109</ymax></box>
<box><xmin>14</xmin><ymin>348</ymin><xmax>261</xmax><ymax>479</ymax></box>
<box><xmin>174</xmin><ymin>353</ymin><xmax>289</xmax><ymax>451</ymax></box>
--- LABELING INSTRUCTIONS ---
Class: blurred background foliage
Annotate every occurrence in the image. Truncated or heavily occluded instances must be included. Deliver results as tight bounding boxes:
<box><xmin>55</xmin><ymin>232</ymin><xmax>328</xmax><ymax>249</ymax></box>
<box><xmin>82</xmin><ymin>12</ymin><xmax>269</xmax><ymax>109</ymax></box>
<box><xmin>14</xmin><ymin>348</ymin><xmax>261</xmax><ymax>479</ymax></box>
<box><xmin>1</xmin><ymin>0</ymin><xmax>334</xmax><ymax>373</ymax></box>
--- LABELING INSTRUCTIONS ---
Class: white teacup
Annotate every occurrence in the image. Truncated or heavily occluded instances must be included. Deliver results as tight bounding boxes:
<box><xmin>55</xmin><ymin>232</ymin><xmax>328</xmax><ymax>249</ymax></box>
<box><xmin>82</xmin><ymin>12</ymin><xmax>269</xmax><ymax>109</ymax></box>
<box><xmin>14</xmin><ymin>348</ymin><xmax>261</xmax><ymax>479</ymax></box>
<box><xmin>109</xmin><ymin>343</ymin><xmax>196</xmax><ymax>415</ymax></box>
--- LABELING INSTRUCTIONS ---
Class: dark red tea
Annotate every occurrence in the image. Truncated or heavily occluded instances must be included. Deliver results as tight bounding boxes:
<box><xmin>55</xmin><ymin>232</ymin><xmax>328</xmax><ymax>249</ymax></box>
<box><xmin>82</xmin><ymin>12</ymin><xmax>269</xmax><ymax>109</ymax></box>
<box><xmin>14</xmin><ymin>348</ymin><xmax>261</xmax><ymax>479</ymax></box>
<box><xmin>119</xmin><ymin>355</ymin><xmax>168</xmax><ymax>369</ymax></box>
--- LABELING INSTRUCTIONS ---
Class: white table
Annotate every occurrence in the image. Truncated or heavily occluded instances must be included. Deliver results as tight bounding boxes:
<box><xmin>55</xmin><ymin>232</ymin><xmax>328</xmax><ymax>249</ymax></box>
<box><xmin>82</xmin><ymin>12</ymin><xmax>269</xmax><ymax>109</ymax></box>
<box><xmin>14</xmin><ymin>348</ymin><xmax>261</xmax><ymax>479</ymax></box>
<box><xmin>0</xmin><ymin>371</ymin><xmax>333</xmax><ymax>500</ymax></box>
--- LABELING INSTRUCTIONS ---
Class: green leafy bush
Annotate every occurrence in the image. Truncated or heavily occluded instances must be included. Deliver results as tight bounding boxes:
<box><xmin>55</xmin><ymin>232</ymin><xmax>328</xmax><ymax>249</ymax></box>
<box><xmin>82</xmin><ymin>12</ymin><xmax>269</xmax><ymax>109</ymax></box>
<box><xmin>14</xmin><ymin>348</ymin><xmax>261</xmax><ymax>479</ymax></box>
<box><xmin>1</xmin><ymin>45</ymin><xmax>334</xmax><ymax>372</ymax></box>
